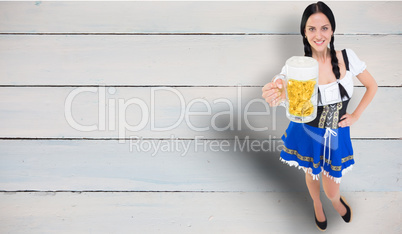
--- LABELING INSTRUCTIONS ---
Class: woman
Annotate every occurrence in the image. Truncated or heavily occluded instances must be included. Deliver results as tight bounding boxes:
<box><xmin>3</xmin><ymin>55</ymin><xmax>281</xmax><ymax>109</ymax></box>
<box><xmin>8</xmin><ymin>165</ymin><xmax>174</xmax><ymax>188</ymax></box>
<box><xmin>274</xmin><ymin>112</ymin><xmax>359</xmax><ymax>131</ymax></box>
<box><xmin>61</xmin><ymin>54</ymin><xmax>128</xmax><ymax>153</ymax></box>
<box><xmin>262</xmin><ymin>1</ymin><xmax>377</xmax><ymax>231</ymax></box>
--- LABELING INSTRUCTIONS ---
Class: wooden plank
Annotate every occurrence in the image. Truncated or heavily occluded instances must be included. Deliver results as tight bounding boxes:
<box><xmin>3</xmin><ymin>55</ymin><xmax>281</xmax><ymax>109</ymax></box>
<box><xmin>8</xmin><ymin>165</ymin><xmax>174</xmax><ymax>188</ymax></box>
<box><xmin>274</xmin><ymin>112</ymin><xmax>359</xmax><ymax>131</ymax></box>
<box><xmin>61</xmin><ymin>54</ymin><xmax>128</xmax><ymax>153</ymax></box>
<box><xmin>347</xmin><ymin>87</ymin><xmax>401</xmax><ymax>138</ymax></box>
<box><xmin>0</xmin><ymin>191</ymin><xmax>400</xmax><ymax>233</ymax></box>
<box><xmin>0</xmin><ymin>35</ymin><xmax>400</xmax><ymax>86</ymax></box>
<box><xmin>0</xmin><ymin>87</ymin><xmax>399</xmax><ymax>138</ymax></box>
<box><xmin>0</xmin><ymin>86</ymin><xmax>285</xmax><ymax>139</ymax></box>
<box><xmin>0</xmin><ymin>1</ymin><xmax>400</xmax><ymax>34</ymax></box>
<box><xmin>0</xmin><ymin>140</ymin><xmax>399</xmax><ymax>192</ymax></box>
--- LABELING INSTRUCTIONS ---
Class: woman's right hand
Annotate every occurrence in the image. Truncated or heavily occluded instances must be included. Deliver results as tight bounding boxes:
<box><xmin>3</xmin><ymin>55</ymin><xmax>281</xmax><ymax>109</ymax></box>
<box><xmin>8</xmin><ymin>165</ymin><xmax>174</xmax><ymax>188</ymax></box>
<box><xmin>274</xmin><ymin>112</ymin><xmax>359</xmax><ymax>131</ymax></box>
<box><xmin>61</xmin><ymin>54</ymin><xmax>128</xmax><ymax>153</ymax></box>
<box><xmin>262</xmin><ymin>78</ymin><xmax>285</xmax><ymax>107</ymax></box>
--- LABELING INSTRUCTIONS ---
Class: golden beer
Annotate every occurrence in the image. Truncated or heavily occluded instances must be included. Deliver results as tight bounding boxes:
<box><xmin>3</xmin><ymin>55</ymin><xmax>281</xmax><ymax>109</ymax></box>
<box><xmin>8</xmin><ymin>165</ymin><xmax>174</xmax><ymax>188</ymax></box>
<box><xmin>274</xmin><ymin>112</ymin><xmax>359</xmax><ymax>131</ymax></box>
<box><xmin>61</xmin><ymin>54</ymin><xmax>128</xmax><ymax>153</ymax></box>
<box><xmin>273</xmin><ymin>56</ymin><xmax>318</xmax><ymax>123</ymax></box>
<box><xmin>287</xmin><ymin>79</ymin><xmax>316</xmax><ymax>117</ymax></box>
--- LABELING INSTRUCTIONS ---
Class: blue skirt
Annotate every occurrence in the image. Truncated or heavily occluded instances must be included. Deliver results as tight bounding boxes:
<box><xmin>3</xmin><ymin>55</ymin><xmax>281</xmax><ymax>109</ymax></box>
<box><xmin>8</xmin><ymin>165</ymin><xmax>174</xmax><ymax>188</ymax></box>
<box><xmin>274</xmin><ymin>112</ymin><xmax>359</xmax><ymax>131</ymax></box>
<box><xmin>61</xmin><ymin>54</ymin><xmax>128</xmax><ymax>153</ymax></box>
<box><xmin>280</xmin><ymin>121</ymin><xmax>354</xmax><ymax>183</ymax></box>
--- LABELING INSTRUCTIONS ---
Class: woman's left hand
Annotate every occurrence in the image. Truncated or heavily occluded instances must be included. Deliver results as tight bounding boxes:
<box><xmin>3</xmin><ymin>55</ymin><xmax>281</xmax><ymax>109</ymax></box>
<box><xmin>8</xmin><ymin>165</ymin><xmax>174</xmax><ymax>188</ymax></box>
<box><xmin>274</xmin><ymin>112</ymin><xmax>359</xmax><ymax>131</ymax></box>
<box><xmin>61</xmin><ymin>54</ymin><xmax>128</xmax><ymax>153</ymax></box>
<box><xmin>338</xmin><ymin>113</ymin><xmax>358</xmax><ymax>128</ymax></box>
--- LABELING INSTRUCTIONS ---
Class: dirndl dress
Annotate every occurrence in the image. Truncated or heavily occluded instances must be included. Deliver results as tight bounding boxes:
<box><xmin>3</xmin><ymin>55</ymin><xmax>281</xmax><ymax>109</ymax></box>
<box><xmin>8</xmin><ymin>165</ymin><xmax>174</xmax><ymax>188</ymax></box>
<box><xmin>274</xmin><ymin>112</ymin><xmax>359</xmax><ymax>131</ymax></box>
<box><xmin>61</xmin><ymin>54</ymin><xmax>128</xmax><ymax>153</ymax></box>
<box><xmin>280</xmin><ymin>115</ymin><xmax>354</xmax><ymax>184</ymax></box>
<box><xmin>279</xmin><ymin>49</ymin><xmax>365</xmax><ymax>183</ymax></box>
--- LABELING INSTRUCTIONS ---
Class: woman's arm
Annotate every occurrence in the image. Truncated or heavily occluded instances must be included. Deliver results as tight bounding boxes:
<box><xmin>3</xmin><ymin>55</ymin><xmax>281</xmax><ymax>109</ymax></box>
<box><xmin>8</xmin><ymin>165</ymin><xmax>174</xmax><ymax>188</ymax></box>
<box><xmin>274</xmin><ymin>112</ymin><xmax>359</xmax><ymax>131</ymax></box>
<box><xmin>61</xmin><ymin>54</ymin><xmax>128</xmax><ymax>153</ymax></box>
<box><xmin>338</xmin><ymin>69</ymin><xmax>378</xmax><ymax>128</ymax></box>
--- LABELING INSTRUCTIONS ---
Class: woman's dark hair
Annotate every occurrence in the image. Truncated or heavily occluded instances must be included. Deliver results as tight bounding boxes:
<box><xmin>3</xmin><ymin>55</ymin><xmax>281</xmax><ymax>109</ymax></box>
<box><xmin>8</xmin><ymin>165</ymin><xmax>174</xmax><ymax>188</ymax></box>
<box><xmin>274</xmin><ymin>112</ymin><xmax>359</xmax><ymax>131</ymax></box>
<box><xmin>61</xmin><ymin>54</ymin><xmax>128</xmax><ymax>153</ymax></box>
<box><xmin>300</xmin><ymin>1</ymin><xmax>349</xmax><ymax>100</ymax></box>
<box><xmin>300</xmin><ymin>1</ymin><xmax>340</xmax><ymax>80</ymax></box>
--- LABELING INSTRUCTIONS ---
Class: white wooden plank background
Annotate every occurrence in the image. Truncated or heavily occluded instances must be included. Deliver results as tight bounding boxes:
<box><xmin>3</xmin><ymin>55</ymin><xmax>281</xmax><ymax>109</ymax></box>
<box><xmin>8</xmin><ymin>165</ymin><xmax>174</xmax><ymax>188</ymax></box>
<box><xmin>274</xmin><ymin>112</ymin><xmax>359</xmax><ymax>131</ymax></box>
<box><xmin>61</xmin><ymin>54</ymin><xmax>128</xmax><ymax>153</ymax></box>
<box><xmin>0</xmin><ymin>35</ymin><xmax>400</xmax><ymax>86</ymax></box>
<box><xmin>0</xmin><ymin>1</ymin><xmax>400</xmax><ymax>34</ymax></box>
<box><xmin>0</xmin><ymin>87</ymin><xmax>400</xmax><ymax>138</ymax></box>
<box><xmin>0</xmin><ymin>192</ymin><xmax>400</xmax><ymax>234</ymax></box>
<box><xmin>0</xmin><ymin>1</ymin><xmax>400</xmax><ymax>233</ymax></box>
<box><xmin>0</xmin><ymin>139</ymin><xmax>400</xmax><ymax>192</ymax></box>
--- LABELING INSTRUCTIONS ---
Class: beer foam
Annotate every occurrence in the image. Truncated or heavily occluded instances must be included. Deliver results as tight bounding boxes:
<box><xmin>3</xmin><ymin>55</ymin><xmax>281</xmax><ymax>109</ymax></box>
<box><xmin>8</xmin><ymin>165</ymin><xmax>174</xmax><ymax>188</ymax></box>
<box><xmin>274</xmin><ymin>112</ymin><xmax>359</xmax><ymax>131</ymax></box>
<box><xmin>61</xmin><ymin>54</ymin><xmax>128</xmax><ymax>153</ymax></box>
<box><xmin>286</xmin><ymin>56</ymin><xmax>318</xmax><ymax>81</ymax></box>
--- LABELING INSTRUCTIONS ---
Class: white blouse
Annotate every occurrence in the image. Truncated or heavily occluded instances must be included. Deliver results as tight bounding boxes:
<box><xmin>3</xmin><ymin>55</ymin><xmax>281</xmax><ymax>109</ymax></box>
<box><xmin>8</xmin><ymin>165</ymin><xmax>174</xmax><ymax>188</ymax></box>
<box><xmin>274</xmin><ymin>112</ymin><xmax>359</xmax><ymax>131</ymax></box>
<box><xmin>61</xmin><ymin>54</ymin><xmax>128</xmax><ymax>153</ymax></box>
<box><xmin>280</xmin><ymin>49</ymin><xmax>366</xmax><ymax>106</ymax></box>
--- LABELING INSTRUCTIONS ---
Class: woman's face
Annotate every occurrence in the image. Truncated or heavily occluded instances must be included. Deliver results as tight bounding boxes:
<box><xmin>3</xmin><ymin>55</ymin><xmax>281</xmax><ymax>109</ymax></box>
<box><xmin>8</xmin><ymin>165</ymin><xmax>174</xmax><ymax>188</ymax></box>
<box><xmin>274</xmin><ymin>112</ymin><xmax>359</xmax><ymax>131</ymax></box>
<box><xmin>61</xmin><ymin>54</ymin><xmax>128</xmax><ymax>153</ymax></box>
<box><xmin>304</xmin><ymin>12</ymin><xmax>333</xmax><ymax>53</ymax></box>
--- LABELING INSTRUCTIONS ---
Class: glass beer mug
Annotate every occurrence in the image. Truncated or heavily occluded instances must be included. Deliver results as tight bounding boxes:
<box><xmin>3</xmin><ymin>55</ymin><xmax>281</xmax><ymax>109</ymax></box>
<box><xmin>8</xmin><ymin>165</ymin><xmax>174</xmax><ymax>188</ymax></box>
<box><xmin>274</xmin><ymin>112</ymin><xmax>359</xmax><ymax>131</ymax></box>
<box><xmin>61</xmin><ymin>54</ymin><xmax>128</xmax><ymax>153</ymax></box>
<box><xmin>273</xmin><ymin>56</ymin><xmax>319</xmax><ymax>123</ymax></box>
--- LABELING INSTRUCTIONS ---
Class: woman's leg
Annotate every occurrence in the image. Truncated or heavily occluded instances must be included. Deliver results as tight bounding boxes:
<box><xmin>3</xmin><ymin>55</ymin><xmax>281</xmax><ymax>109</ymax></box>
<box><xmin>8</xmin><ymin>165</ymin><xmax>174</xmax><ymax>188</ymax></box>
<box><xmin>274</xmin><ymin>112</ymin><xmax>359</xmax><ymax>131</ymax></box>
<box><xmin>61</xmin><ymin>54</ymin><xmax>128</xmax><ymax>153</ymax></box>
<box><xmin>305</xmin><ymin>170</ymin><xmax>325</xmax><ymax>221</ymax></box>
<box><xmin>322</xmin><ymin>174</ymin><xmax>347</xmax><ymax>216</ymax></box>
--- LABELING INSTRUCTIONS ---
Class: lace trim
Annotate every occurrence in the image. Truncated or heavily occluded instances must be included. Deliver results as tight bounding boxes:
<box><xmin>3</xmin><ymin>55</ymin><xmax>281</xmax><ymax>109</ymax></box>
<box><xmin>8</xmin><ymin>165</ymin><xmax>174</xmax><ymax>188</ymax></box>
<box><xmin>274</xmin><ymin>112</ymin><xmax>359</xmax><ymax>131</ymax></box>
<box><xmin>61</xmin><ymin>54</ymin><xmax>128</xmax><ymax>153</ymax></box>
<box><xmin>279</xmin><ymin>157</ymin><xmax>354</xmax><ymax>184</ymax></box>
<box><xmin>281</xmin><ymin>145</ymin><xmax>354</xmax><ymax>171</ymax></box>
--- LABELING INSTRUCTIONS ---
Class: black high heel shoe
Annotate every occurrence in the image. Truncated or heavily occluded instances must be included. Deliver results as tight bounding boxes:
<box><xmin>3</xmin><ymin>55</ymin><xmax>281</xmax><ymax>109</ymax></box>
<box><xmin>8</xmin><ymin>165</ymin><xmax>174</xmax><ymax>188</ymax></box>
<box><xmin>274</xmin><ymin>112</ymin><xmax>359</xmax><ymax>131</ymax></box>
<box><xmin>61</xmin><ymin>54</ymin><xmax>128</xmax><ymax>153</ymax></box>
<box><xmin>314</xmin><ymin>209</ymin><xmax>327</xmax><ymax>231</ymax></box>
<box><xmin>340</xmin><ymin>196</ymin><xmax>352</xmax><ymax>223</ymax></box>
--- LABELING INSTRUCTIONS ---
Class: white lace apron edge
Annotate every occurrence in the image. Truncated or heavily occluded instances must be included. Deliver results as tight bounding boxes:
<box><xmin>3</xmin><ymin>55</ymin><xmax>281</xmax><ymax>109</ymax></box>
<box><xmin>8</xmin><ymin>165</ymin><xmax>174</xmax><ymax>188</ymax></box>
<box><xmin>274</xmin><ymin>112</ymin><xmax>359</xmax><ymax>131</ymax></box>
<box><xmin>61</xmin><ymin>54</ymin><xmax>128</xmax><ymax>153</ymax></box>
<box><xmin>279</xmin><ymin>157</ymin><xmax>354</xmax><ymax>184</ymax></box>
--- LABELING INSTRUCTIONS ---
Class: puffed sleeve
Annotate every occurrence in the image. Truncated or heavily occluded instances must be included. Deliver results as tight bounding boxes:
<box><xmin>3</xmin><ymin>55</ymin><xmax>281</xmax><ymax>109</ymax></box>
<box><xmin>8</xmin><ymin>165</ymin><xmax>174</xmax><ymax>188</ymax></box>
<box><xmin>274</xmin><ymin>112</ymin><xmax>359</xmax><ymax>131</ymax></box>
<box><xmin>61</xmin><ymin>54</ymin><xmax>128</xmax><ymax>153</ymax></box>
<box><xmin>346</xmin><ymin>48</ymin><xmax>367</xmax><ymax>76</ymax></box>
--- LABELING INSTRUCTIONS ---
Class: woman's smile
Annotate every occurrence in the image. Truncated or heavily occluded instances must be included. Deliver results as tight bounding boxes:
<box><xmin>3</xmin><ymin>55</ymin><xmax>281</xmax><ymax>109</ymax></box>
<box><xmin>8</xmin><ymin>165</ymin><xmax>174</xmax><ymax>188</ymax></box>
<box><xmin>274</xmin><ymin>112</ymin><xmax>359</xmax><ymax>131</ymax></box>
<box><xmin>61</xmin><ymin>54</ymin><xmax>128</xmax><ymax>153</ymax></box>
<box><xmin>305</xmin><ymin>12</ymin><xmax>333</xmax><ymax>53</ymax></box>
<box><xmin>314</xmin><ymin>40</ymin><xmax>325</xmax><ymax>46</ymax></box>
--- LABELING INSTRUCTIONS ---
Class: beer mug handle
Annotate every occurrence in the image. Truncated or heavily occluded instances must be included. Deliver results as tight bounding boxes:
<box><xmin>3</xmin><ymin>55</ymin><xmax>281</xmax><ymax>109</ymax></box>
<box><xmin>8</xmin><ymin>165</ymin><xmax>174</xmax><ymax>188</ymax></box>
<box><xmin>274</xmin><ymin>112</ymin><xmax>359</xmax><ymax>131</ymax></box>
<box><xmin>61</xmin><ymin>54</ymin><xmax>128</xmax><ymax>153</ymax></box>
<box><xmin>273</xmin><ymin>74</ymin><xmax>285</xmax><ymax>82</ymax></box>
<box><xmin>272</xmin><ymin>74</ymin><xmax>286</xmax><ymax>107</ymax></box>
